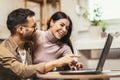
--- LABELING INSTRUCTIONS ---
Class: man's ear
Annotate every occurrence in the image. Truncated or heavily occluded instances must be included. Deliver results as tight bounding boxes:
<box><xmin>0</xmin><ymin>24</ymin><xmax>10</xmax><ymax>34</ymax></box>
<box><xmin>16</xmin><ymin>26</ymin><xmax>23</xmax><ymax>33</ymax></box>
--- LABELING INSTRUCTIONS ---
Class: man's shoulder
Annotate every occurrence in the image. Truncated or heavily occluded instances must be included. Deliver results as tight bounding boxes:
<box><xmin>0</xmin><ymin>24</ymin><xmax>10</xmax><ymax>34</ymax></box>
<box><xmin>0</xmin><ymin>40</ymin><xmax>6</xmax><ymax>49</ymax></box>
<box><xmin>0</xmin><ymin>43</ymin><xmax>10</xmax><ymax>56</ymax></box>
<box><xmin>0</xmin><ymin>42</ymin><xmax>16</xmax><ymax>58</ymax></box>
<box><xmin>0</xmin><ymin>39</ymin><xmax>9</xmax><ymax>49</ymax></box>
<box><xmin>0</xmin><ymin>39</ymin><xmax>13</xmax><ymax>53</ymax></box>
<box><xmin>0</xmin><ymin>40</ymin><xmax>10</xmax><ymax>51</ymax></box>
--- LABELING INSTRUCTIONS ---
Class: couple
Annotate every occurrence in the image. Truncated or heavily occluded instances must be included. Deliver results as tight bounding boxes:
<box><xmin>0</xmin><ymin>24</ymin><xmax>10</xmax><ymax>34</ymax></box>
<box><xmin>0</xmin><ymin>8</ymin><xmax>82</xmax><ymax>80</ymax></box>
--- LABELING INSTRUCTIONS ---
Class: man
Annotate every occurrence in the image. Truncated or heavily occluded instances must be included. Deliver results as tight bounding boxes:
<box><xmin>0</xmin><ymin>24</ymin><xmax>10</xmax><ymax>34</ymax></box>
<box><xmin>0</xmin><ymin>8</ymin><xmax>79</xmax><ymax>80</ymax></box>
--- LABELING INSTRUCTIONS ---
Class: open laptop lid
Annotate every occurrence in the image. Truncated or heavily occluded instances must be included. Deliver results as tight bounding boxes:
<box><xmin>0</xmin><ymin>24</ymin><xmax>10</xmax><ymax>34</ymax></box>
<box><xmin>96</xmin><ymin>34</ymin><xmax>113</xmax><ymax>72</ymax></box>
<box><xmin>59</xmin><ymin>34</ymin><xmax>113</xmax><ymax>74</ymax></box>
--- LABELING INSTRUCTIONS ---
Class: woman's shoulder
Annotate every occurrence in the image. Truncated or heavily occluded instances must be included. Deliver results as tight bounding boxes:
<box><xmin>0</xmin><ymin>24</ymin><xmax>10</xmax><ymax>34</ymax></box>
<box><xmin>57</xmin><ymin>42</ymin><xmax>69</xmax><ymax>48</ymax></box>
<box><xmin>36</xmin><ymin>30</ymin><xmax>45</xmax><ymax>34</ymax></box>
<box><xmin>34</xmin><ymin>30</ymin><xmax>46</xmax><ymax>37</ymax></box>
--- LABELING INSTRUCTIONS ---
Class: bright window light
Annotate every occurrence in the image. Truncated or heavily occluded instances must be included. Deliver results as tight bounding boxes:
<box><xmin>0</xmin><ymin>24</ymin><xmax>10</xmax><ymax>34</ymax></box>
<box><xmin>88</xmin><ymin>0</ymin><xmax>120</xmax><ymax>20</ymax></box>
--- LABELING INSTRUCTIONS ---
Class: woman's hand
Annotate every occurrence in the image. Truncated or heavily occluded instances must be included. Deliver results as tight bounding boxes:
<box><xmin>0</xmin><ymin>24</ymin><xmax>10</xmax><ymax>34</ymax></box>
<box><xmin>69</xmin><ymin>58</ymin><xmax>83</xmax><ymax>70</ymax></box>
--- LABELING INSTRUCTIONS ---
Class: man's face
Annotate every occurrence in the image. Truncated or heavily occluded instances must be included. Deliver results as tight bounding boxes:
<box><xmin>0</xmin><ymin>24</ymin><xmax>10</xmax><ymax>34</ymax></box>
<box><xmin>22</xmin><ymin>16</ymin><xmax>37</xmax><ymax>41</ymax></box>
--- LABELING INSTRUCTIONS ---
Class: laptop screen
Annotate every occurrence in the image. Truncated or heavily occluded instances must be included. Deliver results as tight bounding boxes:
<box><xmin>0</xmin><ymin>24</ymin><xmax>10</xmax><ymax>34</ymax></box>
<box><xmin>96</xmin><ymin>34</ymin><xmax>113</xmax><ymax>72</ymax></box>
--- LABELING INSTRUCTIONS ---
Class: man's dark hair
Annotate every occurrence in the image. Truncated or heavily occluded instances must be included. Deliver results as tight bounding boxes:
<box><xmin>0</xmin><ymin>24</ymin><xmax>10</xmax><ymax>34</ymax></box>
<box><xmin>7</xmin><ymin>8</ymin><xmax>35</xmax><ymax>34</ymax></box>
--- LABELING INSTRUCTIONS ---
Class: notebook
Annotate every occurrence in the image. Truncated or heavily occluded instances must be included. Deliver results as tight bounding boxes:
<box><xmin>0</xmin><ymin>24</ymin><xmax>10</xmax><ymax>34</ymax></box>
<box><xmin>59</xmin><ymin>34</ymin><xmax>113</xmax><ymax>74</ymax></box>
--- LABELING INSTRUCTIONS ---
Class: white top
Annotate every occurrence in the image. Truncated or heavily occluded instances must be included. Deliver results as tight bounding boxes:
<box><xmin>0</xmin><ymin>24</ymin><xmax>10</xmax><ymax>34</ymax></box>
<box><xmin>18</xmin><ymin>48</ymin><xmax>27</xmax><ymax>65</ymax></box>
<box><xmin>18</xmin><ymin>48</ymin><xmax>30</xmax><ymax>80</ymax></box>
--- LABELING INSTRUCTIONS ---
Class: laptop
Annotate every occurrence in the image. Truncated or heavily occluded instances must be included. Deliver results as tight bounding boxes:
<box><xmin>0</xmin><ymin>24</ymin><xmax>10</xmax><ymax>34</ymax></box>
<box><xmin>59</xmin><ymin>34</ymin><xmax>113</xmax><ymax>74</ymax></box>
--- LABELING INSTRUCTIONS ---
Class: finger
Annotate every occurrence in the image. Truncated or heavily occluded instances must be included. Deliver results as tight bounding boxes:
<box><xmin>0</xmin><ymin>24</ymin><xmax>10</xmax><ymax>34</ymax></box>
<box><xmin>71</xmin><ymin>66</ymin><xmax>76</xmax><ymax>70</ymax></box>
<box><xmin>77</xmin><ymin>63</ymin><xmax>83</xmax><ymax>69</ymax></box>
<box><xmin>70</xmin><ymin>55</ymin><xmax>81</xmax><ymax>58</ymax></box>
<box><xmin>76</xmin><ymin>64</ymin><xmax>81</xmax><ymax>69</ymax></box>
<box><xmin>72</xmin><ymin>66</ymin><xmax>78</xmax><ymax>70</ymax></box>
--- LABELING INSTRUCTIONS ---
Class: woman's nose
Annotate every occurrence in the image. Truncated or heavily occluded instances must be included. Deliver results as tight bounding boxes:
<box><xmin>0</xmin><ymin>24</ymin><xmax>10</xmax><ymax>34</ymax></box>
<box><xmin>62</xmin><ymin>26</ymin><xmax>67</xmax><ymax>32</ymax></box>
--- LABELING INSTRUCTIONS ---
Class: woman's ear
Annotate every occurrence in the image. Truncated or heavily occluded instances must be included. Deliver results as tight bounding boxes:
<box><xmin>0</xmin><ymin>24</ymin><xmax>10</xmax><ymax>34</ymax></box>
<box><xmin>50</xmin><ymin>19</ymin><xmax>54</xmax><ymax>27</ymax></box>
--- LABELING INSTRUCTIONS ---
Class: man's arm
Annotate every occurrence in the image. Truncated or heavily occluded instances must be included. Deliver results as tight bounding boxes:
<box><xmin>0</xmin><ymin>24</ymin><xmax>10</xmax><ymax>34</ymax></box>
<box><xmin>44</xmin><ymin>54</ymin><xmax>80</xmax><ymax>72</ymax></box>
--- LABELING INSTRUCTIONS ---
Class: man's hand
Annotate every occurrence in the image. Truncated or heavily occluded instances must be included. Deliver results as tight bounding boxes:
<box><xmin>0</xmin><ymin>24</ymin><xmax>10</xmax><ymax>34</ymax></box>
<box><xmin>45</xmin><ymin>54</ymin><xmax>80</xmax><ymax>72</ymax></box>
<box><xmin>55</xmin><ymin>54</ymin><xmax>80</xmax><ymax>67</ymax></box>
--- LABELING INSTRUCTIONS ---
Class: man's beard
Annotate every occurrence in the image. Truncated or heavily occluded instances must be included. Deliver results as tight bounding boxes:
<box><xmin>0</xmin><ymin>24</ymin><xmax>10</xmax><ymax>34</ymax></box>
<box><xmin>24</xmin><ymin>35</ymin><xmax>33</xmax><ymax>41</ymax></box>
<box><xmin>25</xmin><ymin>30</ymin><xmax>35</xmax><ymax>41</ymax></box>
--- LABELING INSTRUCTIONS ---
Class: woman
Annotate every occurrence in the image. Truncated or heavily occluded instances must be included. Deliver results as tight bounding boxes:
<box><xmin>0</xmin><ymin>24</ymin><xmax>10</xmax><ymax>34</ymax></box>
<box><xmin>33</xmin><ymin>11</ymin><xmax>82</xmax><ymax>70</ymax></box>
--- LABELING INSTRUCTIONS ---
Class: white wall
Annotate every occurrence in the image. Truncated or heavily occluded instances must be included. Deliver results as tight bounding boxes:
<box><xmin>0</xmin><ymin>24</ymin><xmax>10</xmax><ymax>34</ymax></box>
<box><xmin>0</xmin><ymin>0</ymin><xmax>25</xmax><ymax>38</ymax></box>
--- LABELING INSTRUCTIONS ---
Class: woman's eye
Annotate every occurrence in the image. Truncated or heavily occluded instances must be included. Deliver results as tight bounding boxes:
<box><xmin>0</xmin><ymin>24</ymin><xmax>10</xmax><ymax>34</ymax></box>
<box><xmin>66</xmin><ymin>27</ymin><xmax>69</xmax><ymax>30</ymax></box>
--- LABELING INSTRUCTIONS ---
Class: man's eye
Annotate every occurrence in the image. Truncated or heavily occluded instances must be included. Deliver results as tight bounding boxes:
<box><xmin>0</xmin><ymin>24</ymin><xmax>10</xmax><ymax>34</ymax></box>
<box><xmin>32</xmin><ymin>25</ymin><xmax>36</xmax><ymax>28</ymax></box>
<box><xmin>60</xmin><ymin>24</ymin><xmax>64</xmax><ymax>27</ymax></box>
<box><xmin>33</xmin><ymin>26</ymin><xmax>36</xmax><ymax>28</ymax></box>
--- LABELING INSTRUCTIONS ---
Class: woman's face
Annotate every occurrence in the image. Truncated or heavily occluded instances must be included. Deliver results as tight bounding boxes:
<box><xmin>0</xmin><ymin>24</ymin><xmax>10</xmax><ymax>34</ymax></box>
<box><xmin>50</xmin><ymin>18</ymin><xmax>70</xmax><ymax>39</ymax></box>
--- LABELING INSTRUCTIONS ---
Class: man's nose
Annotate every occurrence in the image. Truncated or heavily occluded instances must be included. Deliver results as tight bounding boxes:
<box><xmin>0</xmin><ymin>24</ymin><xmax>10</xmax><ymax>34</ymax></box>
<box><xmin>33</xmin><ymin>27</ymin><xmax>38</xmax><ymax>33</ymax></box>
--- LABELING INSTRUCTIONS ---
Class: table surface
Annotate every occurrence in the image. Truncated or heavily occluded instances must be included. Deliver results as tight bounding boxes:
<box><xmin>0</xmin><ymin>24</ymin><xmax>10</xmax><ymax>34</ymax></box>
<box><xmin>37</xmin><ymin>70</ymin><xmax>120</xmax><ymax>79</ymax></box>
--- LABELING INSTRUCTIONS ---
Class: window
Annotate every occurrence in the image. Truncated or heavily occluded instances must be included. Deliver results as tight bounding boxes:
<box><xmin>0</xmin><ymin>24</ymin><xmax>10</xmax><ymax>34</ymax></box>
<box><xmin>88</xmin><ymin>0</ymin><xmax>120</xmax><ymax>21</ymax></box>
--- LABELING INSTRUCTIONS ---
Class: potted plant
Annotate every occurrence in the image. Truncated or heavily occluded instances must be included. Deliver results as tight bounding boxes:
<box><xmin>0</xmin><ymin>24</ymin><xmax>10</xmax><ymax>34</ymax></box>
<box><xmin>90</xmin><ymin>5</ymin><xmax>103</xmax><ymax>27</ymax></box>
<box><xmin>88</xmin><ymin>5</ymin><xmax>107</xmax><ymax>39</ymax></box>
<box><xmin>99</xmin><ymin>21</ymin><xmax>107</xmax><ymax>38</ymax></box>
